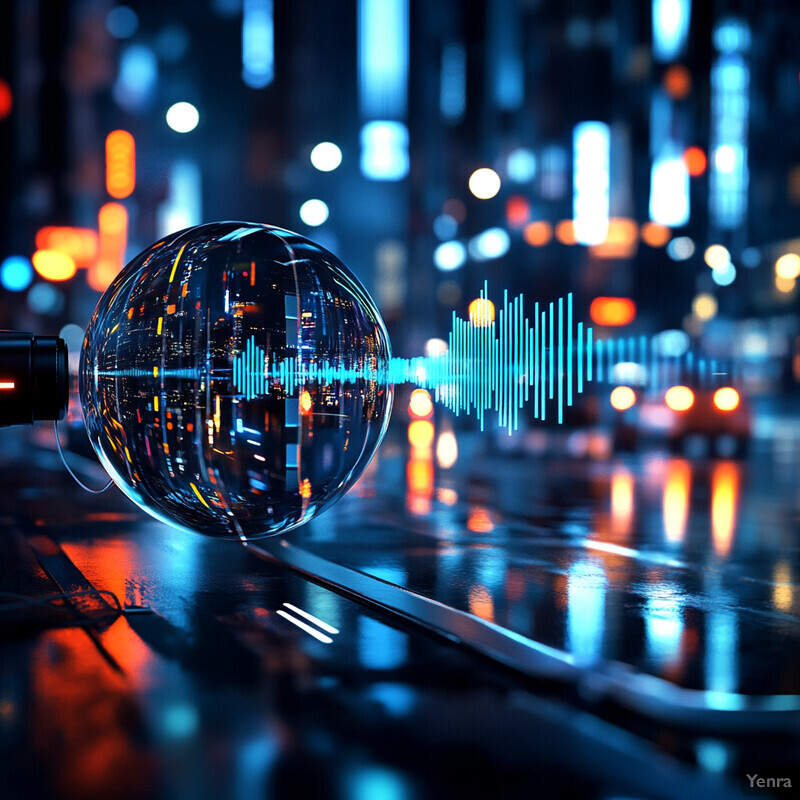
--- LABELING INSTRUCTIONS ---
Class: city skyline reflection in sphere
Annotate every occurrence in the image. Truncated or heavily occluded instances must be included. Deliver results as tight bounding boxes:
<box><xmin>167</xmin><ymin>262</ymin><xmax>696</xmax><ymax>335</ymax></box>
<box><xmin>80</xmin><ymin>222</ymin><xmax>393</xmax><ymax>539</ymax></box>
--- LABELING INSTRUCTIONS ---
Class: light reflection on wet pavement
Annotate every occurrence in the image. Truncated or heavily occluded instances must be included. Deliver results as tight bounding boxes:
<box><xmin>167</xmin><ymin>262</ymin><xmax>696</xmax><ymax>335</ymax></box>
<box><xmin>1</xmin><ymin>424</ymin><xmax>799</xmax><ymax>799</ymax></box>
<box><xmin>296</xmin><ymin>432</ymin><xmax>800</xmax><ymax>697</ymax></box>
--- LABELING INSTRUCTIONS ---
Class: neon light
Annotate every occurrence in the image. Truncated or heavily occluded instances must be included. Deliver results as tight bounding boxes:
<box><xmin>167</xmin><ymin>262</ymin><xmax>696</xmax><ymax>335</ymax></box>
<box><xmin>0</xmin><ymin>381</ymin><xmax>15</xmax><ymax>390</ymax></box>
<box><xmin>242</xmin><ymin>0</ymin><xmax>274</xmax><ymax>88</ymax></box>
<box><xmin>649</xmin><ymin>149</ymin><xmax>690</xmax><ymax>226</ymax></box>
<box><xmin>105</xmin><ymin>130</ymin><xmax>136</xmax><ymax>199</ymax></box>
<box><xmin>652</xmin><ymin>0</ymin><xmax>691</xmax><ymax>62</ymax></box>
<box><xmin>573</xmin><ymin>122</ymin><xmax>610</xmax><ymax>245</ymax></box>
<box><xmin>358</xmin><ymin>0</ymin><xmax>408</xmax><ymax>118</ymax></box>
<box><xmin>709</xmin><ymin>42</ymin><xmax>750</xmax><ymax>229</ymax></box>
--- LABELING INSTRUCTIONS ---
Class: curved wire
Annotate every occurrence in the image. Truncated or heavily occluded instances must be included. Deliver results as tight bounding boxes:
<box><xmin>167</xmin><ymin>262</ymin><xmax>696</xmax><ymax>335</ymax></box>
<box><xmin>53</xmin><ymin>419</ymin><xmax>113</xmax><ymax>494</ymax></box>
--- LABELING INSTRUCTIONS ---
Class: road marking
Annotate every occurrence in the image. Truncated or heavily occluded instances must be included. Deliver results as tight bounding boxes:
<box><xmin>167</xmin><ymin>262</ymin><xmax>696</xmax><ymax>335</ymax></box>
<box><xmin>276</xmin><ymin>609</ymin><xmax>333</xmax><ymax>643</ymax></box>
<box><xmin>282</xmin><ymin>602</ymin><xmax>339</xmax><ymax>634</ymax></box>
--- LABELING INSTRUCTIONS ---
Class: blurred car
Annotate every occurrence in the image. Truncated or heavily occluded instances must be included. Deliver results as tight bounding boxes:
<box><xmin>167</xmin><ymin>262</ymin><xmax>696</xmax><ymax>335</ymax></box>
<box><xmin>610</xmin><ymin>383</ymin><xmax>752</xmax><ymax>457</ymax></box>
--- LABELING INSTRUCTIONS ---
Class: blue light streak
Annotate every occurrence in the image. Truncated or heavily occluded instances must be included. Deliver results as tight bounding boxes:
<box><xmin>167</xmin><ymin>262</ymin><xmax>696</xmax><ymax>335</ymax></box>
<box><xmin>358</xmin><ymin>0</ymin><xmax>409</xmax><ymax>119</ymax></box>
<box><xmin>710</xmin><ymin>38</ymin><xmax>750</xmax><ymax>229</ymax></box>
<box><xmin>113</xmin><ymin>45</ymin><xmax>158</xmax><ymax>111</ymax></box>
<box><xmin>652</xmin><ymin>0</ymin><xmax>691</xmax><ymax>62</ymax></box>
<box><xmin>649</xmin><ymin>149</ymin><xmax>690</xmax><ymax>227</ymax></box>
<box><xmin>439</xmin><ymin>43</ymin><xmax>466</xmax><ymax>121</ymax></box>
<box><xmin>573</xmin><ymin>122</ymin><xmax>610</xmax><ymax>245</ymax></box>
<box><xmin>242</xmin><ymin>0</ymin><xmax>274</xmax><ymax>89</ymax></box>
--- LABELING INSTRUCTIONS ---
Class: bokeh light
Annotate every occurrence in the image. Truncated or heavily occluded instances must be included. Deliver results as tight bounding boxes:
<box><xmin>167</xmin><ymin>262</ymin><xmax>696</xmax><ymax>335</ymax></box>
<box><xmin>434</xmin><ymin>240</ymin><xmax>466</xmax><ymax>271</ymax></box>
<box><xmin>36</xmin><ymin>227</ymin><xmax>98</xmax><ymax>268</ymax></box>
<box><xmin>505</xmin><ymin>195</ymin><xmax>531</xmax><ymax>228</ymax></box>
<box><xmin>741</xmin><ymin>247</ymin><xmax>761</xmax><ymax>268</ymax></box>
<box><xmin>166</xmin><ymin>101</ymin><xmax>200</xmax><ymax>133</ymax></box>
<box><xmin>436</xmin><ymin>431</ymin><xmax>458</xmax><ymax>468</ymax></box>
<box><xmin>640</xmin><ymin>222</ymin><xmax>671</xmax><ymax>247</ymax></box>
<box><xmin>468</xmin><ymin>297</ymin><xmax>495</xmax><ymax>327</ymax></box>
<box><xmin>610</xmin><ymin>386</ymin><xmax>637</xmax><ymax>411</ymax></box>
<box><xmin>0</xmin><ymin>256</ymin><xmax>34</xmax><ymax>291</ymax></box>
<box><xmin>666</xmin><ymin>236</ymin><xmax>695</xmax><ymax>261</ymax></box>
<box><xmin>554</xmin><ymin>219</ymin><xmax>576</xmax><ymax>245</ymax></box>
<box><xmin>714</xmin><ymin>144</ymin><xmax>737</xmax><ymax>173</ymax></box>
<box><xmin>423</xmin><ymin>338</ymin><xmax>448</xmax><ymax>357</ymax></box>
<box><xmin>468</xmin><ymin>167</ymin><xmax>501</xmax><ymax>199</ymax></box>
<box><xmin>310</xmin><ymin>141</ymin><xmax>342</xmax><ymax>172</ymax></box>
<box><xmin>408</xmin><ymin>420</ymin><xmax>435</xmax><ymax>449</ymax></box>
<box><xmin>523</xmin><ymin>221</ymin><xmax>553</xmax><ymax>246</ymax></box>
<box><xmin>0</xmin><ymin>79</ymin><xmax>12</xmax><ymax>120</ymax></box>
<box><xmin>433</xmin><ymin>214</ymin><xmax>458</xmax><ymax>240</ymax></box>
<box><xmin>775</xmin><ymin>253</ymin><xmax>800</xmax><ymax>280</ymax></box>
<box><xmin>713</xmin><ymin>387</ymin><xmax>740</xmax><ymax>412</ymax></box>
<box><xmin>32</xmin><ymin>250</ymin><xmax>77</xmax><ymax>281</ymax></box>
<box><xmin>704</xmin><ymin>244</ymin><xmax>730</xmax><ymax>269</ymax></box>
<box><xmin>106</xmin><ymin>6</ymin><xmax>139</xmax><ymax>38</ymax></box>
<box><xmin>408</xmin><ymin>389</ymin><xmax>434</xmax><ymax>419</ymax></box>
<box><xmin>665</xmin><ymin>385</ymin><xmax>695</xmax><ymax>412</ymax></box>
<box><xmin>442</xmin><ymin>198</ymin><xmax>466</xmax><ymax>223</ymax></box>
<box><xmin>299</xmin><ymin>199</ymin><xmax>329</xmax><ymax>226</ymax></box>
<box><xmin>683</xmin><ymin>146</ymin><xmax>707</xmax><ymax>176</ymax></box>
<box><xmin>693</xmin><ymin>293</ymin><xmax>718</xmax><ymax>320</ymax></box>
<box><xmin>590</xmin><ymin>297</ymin><xmax>636</xmax><ymax>327</ymax></box>
<box><xmin>712</xmin><ymin>262</ymin><xmax>737</xmax><ymax>286</ymax></box>
<box><xmin>468</xmin><ymin>228</ymin><xmax>510</xmax><ymax>261</ymax></box>
<box><xmin>663</xmin><ymin>64</ymin><xmax>692</xmax><ymax>99</ymax></box>
<box><xmin>506</xmin><ymin>148</ymin><xmax>537</xmax><ymax>182</ymax></box>
<box><xmin>27</xmin><ymin>283</ymin><xmax>65</xmax><ymax>315</ymax></box>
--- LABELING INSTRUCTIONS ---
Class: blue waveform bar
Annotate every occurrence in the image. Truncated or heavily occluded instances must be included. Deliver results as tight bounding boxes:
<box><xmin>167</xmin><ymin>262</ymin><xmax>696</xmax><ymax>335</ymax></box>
<box><xmin>232</xmin><ymin>337</ymin><xmax>267</xmax><ymax>400</ymax></box>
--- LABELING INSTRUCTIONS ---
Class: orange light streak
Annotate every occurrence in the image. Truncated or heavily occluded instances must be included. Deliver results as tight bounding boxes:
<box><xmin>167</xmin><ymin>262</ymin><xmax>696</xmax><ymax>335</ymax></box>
<box><xmin>610</xmin><ymin>467</ymin><xmax>634</xmax><ymax>540</ymax></box>
<box><xmin>663</xmin><ymin>459</ymin><xmax>691</xmax><ymax>544</ymax></box>
<box><xmin>91</xmin><ymin>202</ymin><xmax>128</xmax><ymax>291</ymax></box>
<box><xmin>711</xmin><ymin>461</ymin><xmax>739</xmax><ymax>557</ymax></box>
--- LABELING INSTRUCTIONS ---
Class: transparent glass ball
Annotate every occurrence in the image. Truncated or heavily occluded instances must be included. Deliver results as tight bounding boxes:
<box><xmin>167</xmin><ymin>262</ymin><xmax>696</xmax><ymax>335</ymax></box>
<box><xmin>80</xmin><ymin>222</ymin><xmax>393</xmax><ymax>539</ymax></box>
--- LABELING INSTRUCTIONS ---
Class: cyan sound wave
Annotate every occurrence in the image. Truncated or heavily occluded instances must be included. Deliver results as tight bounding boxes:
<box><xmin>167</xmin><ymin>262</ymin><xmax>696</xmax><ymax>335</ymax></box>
<box><xmin>225</xmin><ymin>282</ymin><xmax>738</xmax><ymax>431</ymax></box>
<box><xmin>401</xmin><ymin>288</ymin><xmax>588</xmax><ymax>431</ymax></box>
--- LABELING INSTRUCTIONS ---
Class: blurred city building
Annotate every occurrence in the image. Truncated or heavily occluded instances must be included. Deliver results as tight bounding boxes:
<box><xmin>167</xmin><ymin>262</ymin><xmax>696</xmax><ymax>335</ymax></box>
<box><xmin>1</xmin><ymin>0</ymin><xmax>799</xmax><ymax>401</ymax></box>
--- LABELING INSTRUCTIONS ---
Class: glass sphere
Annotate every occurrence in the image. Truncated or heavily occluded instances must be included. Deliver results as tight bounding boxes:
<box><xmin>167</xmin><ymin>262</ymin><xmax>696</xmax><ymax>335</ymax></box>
<box><xmin>80</xmin><ymin>222</ymin><xmax>393</xmax><ymax>539</ymax></box>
